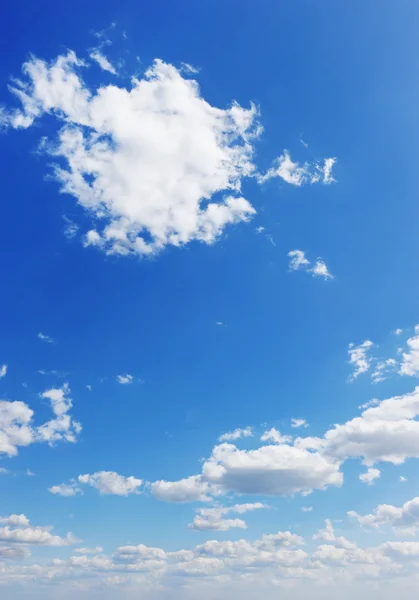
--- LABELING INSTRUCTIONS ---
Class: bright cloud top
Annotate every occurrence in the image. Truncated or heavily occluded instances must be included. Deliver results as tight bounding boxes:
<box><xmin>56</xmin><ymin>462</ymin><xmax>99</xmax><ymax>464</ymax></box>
<box><xmin>2</xmin><ymin>51</ymin><xmax>261</xmax><ymax>257</ymax></box>
<box><xmin>258</xmin><ymin>150</ymin><xmax>336</xmax><ymax>186</ymax></box>
<box><xmin>288</xmin><ymin>249</ymin><xmax>333</xmax><ymax>280</ymax></box>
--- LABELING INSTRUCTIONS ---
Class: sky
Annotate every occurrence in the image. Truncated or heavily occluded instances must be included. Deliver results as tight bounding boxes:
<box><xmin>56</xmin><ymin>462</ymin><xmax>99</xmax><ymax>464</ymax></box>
<box><xmin>2</xmin><ymin>0</ymin><xmax>419</xmax><ymax>598</ymax></box>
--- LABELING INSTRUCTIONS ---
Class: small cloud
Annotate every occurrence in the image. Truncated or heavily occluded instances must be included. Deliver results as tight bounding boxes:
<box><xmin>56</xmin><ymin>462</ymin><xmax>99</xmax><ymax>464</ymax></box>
<box><xmin>266</xmin><ymin>234</ymin><xmax>276</xmax><ymax>247</ymax></box>
<box><xmin>260</xmin><ymin>427</ymin><xmax>292</xmax><ymax>444</ymax></box>
<box><xmin>394</xmin><ymin>328</ymin><xmax>403</xmax><ymax>335</ymax></box>
<box><xmin>38</xmin><ymin>332</ymin><xmax>55</xmax><ymax>344</ymax></box>
<box><xmin>302</xmin><ymin>506</ymin><xmax>313</xmax><ymax>512</ymax></box>
<box><xmin>116</xmin><ymin>373</ymin><xmax>133</xmax><ymax>385</ymax></box>
<box><xmin>86</xmin><ymin>385</ymin><xmax>92</xmax><ymax>391</ymax></box>
<box><xmin>255</xmin><ymin>226</ymin><xmax>265</xmax><ymax>234</ymax></box>
<box><xmin>400</xmin><ymin>476</ymin><xmax>407</xmax><ymax>483</ymax></box>
<box><xmin>181</xmin><ymin>62</ymin><xmax>199</xmax><ymax>74</ymax></box>
<box><xmin>348</xmin><ymin>340</ymin><xmax>374</xmax><ymax>381</ymax></box>
<box><xmin>291</xmin><ymin>418</ymin><xmax>308</xmax><ymax>429</ymax></box>
<box><xmin>0</xmin><ymin>467</ymin><xmax>9</xmax><ymax>475</ymax></box>
<box><xmin>63</xmin><ymin>216</ymin><xmax>79</xmax><ymax>239</ymax></box>
<box><xmin>49</xmin><ymin>481</ymin><xmax>82</xmax><ymax>497</ymax></box>
<box><xmin>0</xmin><ymin>364</ymin><xmax>7</xmax><ymax>379</ymax></box>
<box><xmin>288</xmin><ymin>250</ymin><xmax>333</xmax><ymax>280</ymax></box>
<box><xmin>219</xmin><ymin>427</ymin><xmax>253</xmax><ymax>442</ymax></box>
<box><xmin>300</xmin><ymin>135</ymin><xmax>308</xmax><ymax>148</ymax></box>
<box><xmin>311</xmin><ymin>259</ymin><xmax>333</xmax><ymax>280</ymax></box>
<box><xmin>26</xmin><ymin>469</ymin><xmax>35</xmax><ymax>477</ymax></box>
<box><xmin>89</xmin><ymin>50</ymin><xmax>117</xmax><ymax>75</ymax></box>
<box><xmin>258</xmin><ymin>150</ymin><xmax>337</xmax><ymax>187</ymax></box>
<box><xmin>359</xmin><ymin>468</ymin><xmax>381</xmax><ymax>485</ymax></box>
<box><xmin>216</xmin><ymin>322</ymin><xmax>223</xmax><ymax>326</ymax></box>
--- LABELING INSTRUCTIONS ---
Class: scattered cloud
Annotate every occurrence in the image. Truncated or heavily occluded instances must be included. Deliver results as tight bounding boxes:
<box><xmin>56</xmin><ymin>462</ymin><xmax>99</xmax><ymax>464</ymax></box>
<box><xmin>189</xmin><ymin>502</ymin><xmax>267</xmax><ymax>531</ymax></box>
<box><xmin>116</xmin><ymin>373</ymin><xmax>133</xmax><ymax>385</ymax></box>
<box><xmin>300</xmin><ymin>135</ymin><xmax>308</xmax><ymax>148</ymax></box>
<box><xmin>291</xmin><ymin>418</ymin><xmax>308</xmax><ymax>429</ymax></box>
<box><xmin>371</xmin><ymin>358</ymin><xmax>397</xmax><ymax>383</ymax></box>
<box><xmin>288</xmin><ymin>250</ymin><xmax>333</xmax><ymax>280</ymax></box>
<box><xmin>89</xmin><ymin>49</ymin><xmax>117</xmax><ymax>74</ymax></box>
<box><xmin>0</xmin><ymin>514</ymin><xmax>77</xmax><ymax>546</ymax></box>
<box><xmin>349</xmin><ymin>495</ymin><xmax>419</xmax><ymax>535</ymax></box>
<box><xmin>258</xmin><ymin>150</ymin><xmax>336</xmax><ymax>186</ymax></box>
<box><xmin>394</xmin><ymin>329</ymin><xmax>403</xmax><ymax>335</ymax></box>
<box><xmin>302</xmin><ymin>506</ymin><xmax>313</xmax><ymax>512</ymax></box>
<box><xmin>359</xmin><ymin>468</ymin><xmax>381</xmax><ymax>485</ymax></box>
<box><xmin>0</xmin><ymin>364</ymin><xmax>7</xmax><ymax>379</ymax></box>
<box><xmin>348</xmin><ymin>340</ymin><xmax>374</xmax><ymax>381</ymax></box>
<box><xmin>219</xmin><ymin>427</ymin><xmax>253</xmax><ymax>442</ymax></box>
<box><xmin>399</xmin><ymin>326</ymin><xmax>419</xmax><ymax>376</ymax></box>
<box><xmin>400</xmin><ymin>476</ymin><xmax>407</xmax><ymax>483</ymax></box>
<box><xmin>25</xmin><ymin>469</ymin><xmax>35</xmax><ymax>476</ymax></box>
<box><xmin>49</xmin><ymin>481</ymin><xmax>82</xmax><ymax>496</ymax></box>
<box><xmin>63</xmin><ymin>216</ymin><xmax>79</xmax><ymax>239</ymax></box>
<box><xmin>0</xmin><ymin>467</ymin><xmax>9</xmax><ymax>474</ymax></box>
<box><xmin>37</xmin><ymin>332</ymin><xmax>54</xmax><ymax>344</ymax></box>
<box><xmin>78</xmin><ymin>471</ymin><xmax>143</xmax><ymax>495</ymax></box>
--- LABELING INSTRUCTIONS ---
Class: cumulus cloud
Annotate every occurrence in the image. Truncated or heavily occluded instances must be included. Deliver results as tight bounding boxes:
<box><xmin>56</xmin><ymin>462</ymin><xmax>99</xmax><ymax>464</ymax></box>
<box><xmin>189</xmin><ymin>502</ymin><xmax>267</xmax><ymax>531</ymax></box>
<box><xmin>0</xmin><ymin>364</ymin><xmax>7</xmax><ymax>378</ymax></box>
<box><xmin>0</xmin><ymin>514</ymin><xmax>77</xmax><ymax>546</ymax></box>
<box><xmin>260</xmin><ymin>427</ymin><xmax>292</xmax><ymax>444</ymax></box>
<box><xmin>288</xmin><ymin>250</ymin><xmax>333</xmax><ymax>280</ymax></box>
<box><xmin>399</xmin><ymin>327</ymin><xmax>419</xmax><ymax>376</ymax></box>
<box><xmin>49</xmin><ymin>481</ymin><xmax>82</xmax><ymax>496</ymax></box>
<box><xmin>78</xmin><ymin>471</ymin><xmax>143</xmax><ymax>495</ymax></box>
<box><xmin>348</xmin><ymin>340</ymin><xmax>374</xmax><ymax>381</ymax></box>
<box><xmin>258</xmin><ymin>151</ymin><xmax>336</xmax><ymax>186</ymax></box>
<box><xmin>291</xmin><ymin>418</ymin><xmax>308</xmax><ymax>429</ymax></box>
<box><xmin>359</xmin><ymin>468</ymin><xmax>381</xmax><ymax>485</ymax></box>
<box><xmin>349</xmin><ymin>495</ymin><xmax>419</xmax><ymax>535</ymax></box>
<box><xmin>37</xmin><ymin>383</ymin><xmax>82</xmax><ymax>445</ymax></box>
<box><xmin>218</xmin><ymin>427</ymin><xmax>253</xmax><ymax>442</ymax></box>
<box><xmin>74</xmin><ymin>546</ymin><xmax>104</xmax><ymax>554</ymax></box>
<box><xmin>89</xmin><ymin>49</ymin><xmax>117</xmax><ymax>74</ymax></box>
<box><xmin>151</xmin><ymin>475</ymin><xmax>211</xmax><ymax>503</ymax></box>
<box><xmin>3</xmin><ymin>51</ymin><xmax>260</xmax><ymax>257</ymax></box>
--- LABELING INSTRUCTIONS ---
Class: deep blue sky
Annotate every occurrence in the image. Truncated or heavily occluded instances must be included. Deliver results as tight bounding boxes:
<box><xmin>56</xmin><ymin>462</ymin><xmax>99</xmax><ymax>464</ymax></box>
<box><xmin>1</xmin><ymin>1</ymin><xmax>419</xmax><ymax>597</ymax></box>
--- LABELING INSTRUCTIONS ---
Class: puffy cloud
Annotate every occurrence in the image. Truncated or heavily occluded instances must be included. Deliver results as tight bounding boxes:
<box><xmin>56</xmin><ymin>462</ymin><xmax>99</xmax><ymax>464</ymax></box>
<box><xmin>188</xmin><ymin>502</ymin><xmax>266</xmax><ymax>531</ymax></box>
<box><xmin>78</xmin><ymin>471</ymin><xmax>143</xmax><ymax>495</ymax></box>
<box><xmin>200</xmin><ymin>442</ymin><xmax>342</xmax><ymax>496</ymax></box>
<box><xmin>359</xmin><ymin>468</ymin><xmax>381</xmax><ymax>485</ymax></box>
<box><xmin>0</xmin><ymin>514</ymin><xmax>30</xmax><ymax>527</ymax></box>
<box><xmin>0</xmin><ymin>364</ymin><xmax>7</xmax><ymax>378</ymax></box>
<box><xmin>260</xmin><ymin>427</ymin><xmax>292</xmax><ymax>444</ymax></box>
<box><xmin>37</xmin><ymin>383</ymin><xmax>82</xmax><ymax>445</ymax></box>
<box><xmin>37</xmin><ymin>332</ymin><xmax>54</xmax><ymax>344</ymax></box>
<box><xmin>288</xmin><ymin>250</ymin><xmax>333</xmax><ymax>280</ymax></box>
<box><xmin>394</xmin><ymin>329</ymin><xmax>403</xmax><ymax>335</ymax></box>
<box><xmin>322</xmin><ymin>386</ymin><xmax>419</xmax><ymax>466</ymax></box>
<box><xmin>258</xmin><ymin>151</ymin><xmax>336</xmax><ymax>187</ymax></box>
<box><xmin>116</xmin><ymin>374</ymin><xmax>133</xmax><ymax>385</ymax></box>
<box><xmin>348</xmin><ymin>340</ymin><xmax>374</xmax><ymax>381</ymax></box>
<box><xmin>89</xmin><ymin>50</ymin><xmax>117</xmax><ymax>74</ymax></box>
<box><xmin>49</xmin><ymin>481</ymin><xmax>82</xmax><ymax>496</ymax></box>
<box><xmin>0</xmin><ymin>400</ymin><xmax>35</xmax><ymax>456</ymax></box>
<box><xmin>0</xmin><ymin>514</ymin><xmax>77</xmax><ymax>546</ymax></box>
<box><xmin>4</xmin><ymin>51</ymin><xmax>259</xmax><ymax>257</ymax></box>
<box><xmin>151</xmin><ymin>475</ymin><xmax>211</xmax><ymax>503</ymax></box>
<box><xmin>349</xmin><ymin>495</ymin><xmax>419</xmax><ymax>535</ymax></box>
<box><xmin>218</xmin><ymin>427</ymin><xmax>253</xmax><ymax>442</ymax></box>
<box><xmin>399</xmin><ymin>327</ymin><xmax>419</xmax><ymax>376</ymax></box>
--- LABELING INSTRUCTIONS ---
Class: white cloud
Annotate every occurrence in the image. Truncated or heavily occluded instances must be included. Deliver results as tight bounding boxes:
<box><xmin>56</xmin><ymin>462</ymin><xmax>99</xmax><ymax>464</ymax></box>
<box><xmin>0</xmin><ymin>400</ymin><xmax>35</xmax><ymax>456</ymax></box>
<box><xmin>0</xmin><ymin>364</ymin><xmax>7</xmax><ymax>378</ymax></box>
<box><xmin>89</xmin><ymin>50</ymin><xmax>117</xmax><ymax>74</ymax></box>
<box><xmin>371</xmin><ymin>358</ymin><xmax>398</xmax><ymax>384</ymax></box>
<box><xmin>288</xmin><ymin>250</ymin><xmax>333</xmax><ymax>280</ymax></box>
<box><xmin>348</xmin><ymin>340</ymin><xmax>374</xmax><ymax>381</ymax></box>
<box><xmin>4</xmin><ymin>51</ymin><xmax>259</xmax><ymax>257</ymax></box>
<box><xmin>151</xmin><ymin>475</ymin><xmax>211</xmax><ymax>503</ymax></box>
<box><xmin>302</xmin><ymin>506</ymin><xmax>313</xmax><ymax>512</ymax></box>
<box><xmin>349</xmin><ymin>495</ymin><xmax>419</xmax><ymax>535</ymax></box>
<box><xmin>258</xmin><ymin>150</ymin><xmax>336</xmax><ymax>186</ymax></box>
<box><xmin>400</xmin><ymin>476</ymin><xmax>407</xmax><ymax>482</ymax></box>
<box><xmin>37</xmin><ymin>383</ymin><xmax>82</xmax><ymax>445</ymax></box>
<box><xmin>288</xmin><ymin>249</ymin><xmax>310</xmax><ymax>271</ymax></box>
<box><xmin>0</xmin><ymin>467</ymin><xmax>9</xmax><ymax>474</ymax></box>
<box><xmin>218</xmin><ymin>427</ymin><xmax>253</xmax><ymax>442</ymax></box>
<box><xmin>26</xmin><ymin>469</ymin><xmax>35</xmax><ymax>476</ymax></box>
<box><xmin>37</xmin><ymin>332</ymin><xmax>54</xmax><ymax>344</ymax></box>
<box><xmin>116</xmin><ymin>373</ymin><xmax>133</xmax><ymax>385</ymax></box>
<box><xmin>0</xmin><ymin>514</ymin><xmax>30</xmax><ymax>527</ymax></box>
<box><xmin>189</xmin><ymin>502</ymin><xmax>266</xmax><ymax>531</ymax></box>
<box><xmin>399</xmin><ymin>327</ymin><xmax>419</xmax><ymax>376</ymax></box>
<box><xmin>49</xmin><ymin>481</ymin><xmax>82</xmax><ymax>496</ymax></box>
<box><xmin>260</xmin><ymin>427</ymin><xmax>292</xmax><ymax>444</ymax></box>
<box><xmin>394</xmin><ymin>329</ymin><xmax>403</xmax><ymax>335</ymax></box>
<box><xmin>359</xmin><ymin>468</ymin><xmax>381</xmax><ymax>485</ymax></box>
<box><xmin>291</xmin><ymin>418</ymin><xmax>308</xmax><ymax>429</ymax></box>
<box><xmin>78</xmin><ymin>471</ymin><xmax>143</xmax><ymax>495</ymax></box>
<box><xmin>0</xmin><ymin>514</ymin><xmax>77</xmax><ymax>546</ymax></box>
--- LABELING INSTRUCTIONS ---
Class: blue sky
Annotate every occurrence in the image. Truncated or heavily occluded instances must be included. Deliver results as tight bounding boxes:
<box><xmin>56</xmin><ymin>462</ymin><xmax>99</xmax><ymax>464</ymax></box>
<box><xmin>2</xmin><ymin>1</ymin><xmax>419</xmax><ymax>598</ymax></box>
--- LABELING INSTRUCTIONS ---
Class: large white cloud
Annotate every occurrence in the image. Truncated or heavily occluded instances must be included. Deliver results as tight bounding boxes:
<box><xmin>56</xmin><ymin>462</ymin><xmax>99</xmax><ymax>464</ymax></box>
<box><xmin>3</xmin><ymin>51</ymin><xmax>259</xmax><ymax>257</ymax></box>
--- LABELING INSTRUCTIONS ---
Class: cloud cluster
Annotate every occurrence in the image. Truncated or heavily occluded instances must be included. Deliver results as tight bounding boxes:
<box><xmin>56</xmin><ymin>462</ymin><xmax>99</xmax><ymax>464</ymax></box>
<box><xmin>188</xmin><ymin>502</ymin><xmax>267</xmax><ymax>531</ymax></box>
<box><xmin>288</xmin><ymin>250</ymin><xmax>333</xmax><ymax>280</ymax></box>
<box><xmin>0</xmin><ymin>513</ymin><xmax>77</xmax><ymax>547</ymax></box>
<box><xmin>349</xmin><ymin>495</ymin><xmax>419</xmax><ymax>535</ymax></box>
<box><xmin>0</xmin><ymin>384</ymin><xmax>81</xmax><ymax>456</ymax></box>
<box><xmin>258</xmin><ymin>151</ymin><xmax>336</xmax><ymax>186</ymax></box>
<box><xmin>51</xmin><ymin>471</ymin><xmax>144</xmax><ymax>496</ymax></box>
